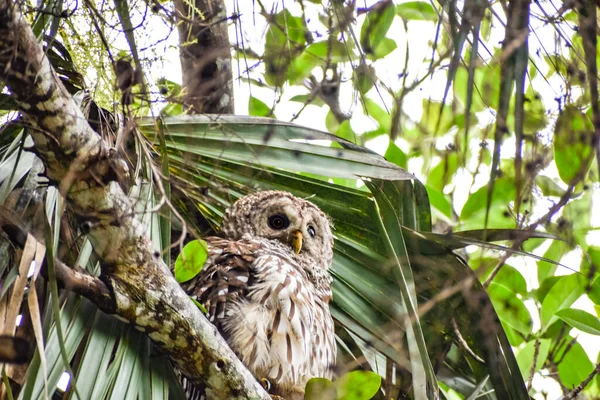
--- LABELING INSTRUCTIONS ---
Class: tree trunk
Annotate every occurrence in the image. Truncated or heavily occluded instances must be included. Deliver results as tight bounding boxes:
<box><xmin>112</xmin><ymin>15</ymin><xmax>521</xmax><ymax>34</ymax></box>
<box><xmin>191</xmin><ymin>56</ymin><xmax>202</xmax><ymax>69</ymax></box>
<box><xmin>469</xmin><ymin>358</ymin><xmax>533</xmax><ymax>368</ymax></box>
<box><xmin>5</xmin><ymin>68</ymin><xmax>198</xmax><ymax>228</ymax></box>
<box><xmin>174</xmin><ymin>0</ymin><xmax>234</xmax><ymax>114</ymax></box>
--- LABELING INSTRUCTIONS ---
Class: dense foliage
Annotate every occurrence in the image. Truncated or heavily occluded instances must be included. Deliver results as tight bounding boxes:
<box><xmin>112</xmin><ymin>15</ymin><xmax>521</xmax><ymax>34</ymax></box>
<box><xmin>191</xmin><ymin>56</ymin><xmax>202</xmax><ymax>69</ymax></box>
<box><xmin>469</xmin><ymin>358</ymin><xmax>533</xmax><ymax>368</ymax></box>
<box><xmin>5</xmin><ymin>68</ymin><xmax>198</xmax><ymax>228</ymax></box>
<box><xmin>1</xmin><ymin>0</ymin><xmax>600</xmax><ymax>399</ymax></box>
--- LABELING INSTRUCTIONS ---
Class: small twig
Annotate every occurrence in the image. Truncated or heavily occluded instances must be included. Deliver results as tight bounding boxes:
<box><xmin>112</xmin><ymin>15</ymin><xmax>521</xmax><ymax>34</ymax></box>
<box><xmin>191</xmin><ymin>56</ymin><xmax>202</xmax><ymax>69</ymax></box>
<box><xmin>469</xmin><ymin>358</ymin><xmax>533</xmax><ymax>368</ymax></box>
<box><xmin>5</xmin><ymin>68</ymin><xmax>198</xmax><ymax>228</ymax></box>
<box><xmin>563</xmin><ymin>362</ymin><xmax>600</xmax><ymax>399</ymax></box>
<box><xmin>555</xmin><ymin>336</ymin><xmax>578</xmax><ymax>367</ymax></box>
<box><xmin>418</xmin><ymin>275</ymin><xmax>475</xmax><ymax>319</ymax></box>
<box><xmin>526</xmin><ymin>337</ymin><xmax>540</xmax><ymax>391</ymax></box>
<box><xmin>451</xmin><ymin>317</ymin><xmax>484</xmax><ymax>363</ymax></box>
<box><xmin>483</xmin><ymin>183</ymin><xmax>575</xmax><ymax>288</ymax></box>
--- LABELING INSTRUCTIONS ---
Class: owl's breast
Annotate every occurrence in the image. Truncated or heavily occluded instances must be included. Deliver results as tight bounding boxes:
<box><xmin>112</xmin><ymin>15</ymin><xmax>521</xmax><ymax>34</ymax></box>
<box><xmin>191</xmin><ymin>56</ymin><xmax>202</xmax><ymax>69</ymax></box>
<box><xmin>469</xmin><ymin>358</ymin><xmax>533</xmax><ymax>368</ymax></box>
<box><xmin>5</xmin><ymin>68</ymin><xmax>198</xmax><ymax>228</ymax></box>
<box><xmin>223</xmin><ymin>248</ymin><xmax>333</xmax><ymax>384</ymax></box>
<box><xmin>185</xmin><ymin>237</ymin><xmax>336</xmax><ymax>397</ymax></box>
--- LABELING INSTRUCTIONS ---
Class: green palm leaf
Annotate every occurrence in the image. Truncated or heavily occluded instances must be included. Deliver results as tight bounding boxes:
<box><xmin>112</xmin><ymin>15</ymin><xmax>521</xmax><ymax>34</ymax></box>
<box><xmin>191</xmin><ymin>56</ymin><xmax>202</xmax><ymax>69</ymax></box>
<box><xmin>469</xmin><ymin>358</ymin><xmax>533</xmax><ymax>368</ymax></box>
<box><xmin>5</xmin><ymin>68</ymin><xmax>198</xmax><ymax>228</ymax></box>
<box><xmin>137</xmin><ymin>115</ymin><xmax>529</xmax><ymax>399</ymax></box>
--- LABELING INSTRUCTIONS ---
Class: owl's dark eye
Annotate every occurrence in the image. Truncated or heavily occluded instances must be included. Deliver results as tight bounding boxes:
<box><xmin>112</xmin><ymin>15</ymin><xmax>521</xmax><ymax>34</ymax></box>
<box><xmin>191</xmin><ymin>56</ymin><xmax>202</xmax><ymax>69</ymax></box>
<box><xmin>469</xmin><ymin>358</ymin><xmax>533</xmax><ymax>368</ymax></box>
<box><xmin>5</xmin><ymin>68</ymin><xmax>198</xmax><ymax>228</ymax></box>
<box><xmin>268</xmin><ymin>214</ymin><xmax>290</xmax><ymax>230</ymax></box>
<box><xmin>307</xmin><ymin>225</ymin><xmax>316</xmax><ymax>238</ymax></box>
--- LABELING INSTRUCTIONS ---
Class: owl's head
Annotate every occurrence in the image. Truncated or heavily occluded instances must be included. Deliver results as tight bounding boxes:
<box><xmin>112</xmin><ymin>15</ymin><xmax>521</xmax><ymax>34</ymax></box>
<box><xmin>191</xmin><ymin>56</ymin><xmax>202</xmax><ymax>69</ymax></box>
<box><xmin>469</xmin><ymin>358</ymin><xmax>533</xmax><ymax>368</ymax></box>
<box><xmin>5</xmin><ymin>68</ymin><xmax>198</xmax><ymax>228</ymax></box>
<box><xmin>221</xmin><ymin>191</ymin><xmax>334</xmax><ymax>270</ymax></box>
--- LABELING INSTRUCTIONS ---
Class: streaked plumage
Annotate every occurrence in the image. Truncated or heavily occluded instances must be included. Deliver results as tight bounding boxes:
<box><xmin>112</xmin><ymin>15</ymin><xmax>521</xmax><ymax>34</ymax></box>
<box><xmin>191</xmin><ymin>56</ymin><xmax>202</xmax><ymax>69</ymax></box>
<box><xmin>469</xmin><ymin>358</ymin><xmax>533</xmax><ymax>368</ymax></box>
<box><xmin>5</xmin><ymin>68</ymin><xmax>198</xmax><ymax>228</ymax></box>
<box><xmin>182</xmin><ymin>191</ymin><xmax>336</xmax><ymax>399</ymax></box>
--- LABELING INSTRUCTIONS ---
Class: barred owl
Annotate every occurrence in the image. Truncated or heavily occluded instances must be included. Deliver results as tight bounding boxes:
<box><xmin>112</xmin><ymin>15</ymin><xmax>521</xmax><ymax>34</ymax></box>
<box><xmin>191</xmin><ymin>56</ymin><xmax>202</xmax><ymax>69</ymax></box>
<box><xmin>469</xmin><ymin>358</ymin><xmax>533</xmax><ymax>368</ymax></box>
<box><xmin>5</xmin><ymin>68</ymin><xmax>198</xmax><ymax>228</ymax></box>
<box><xmin>182</xmin><ymin>191</ymin><xmax>337</xmax><ymax>399</ymax></box>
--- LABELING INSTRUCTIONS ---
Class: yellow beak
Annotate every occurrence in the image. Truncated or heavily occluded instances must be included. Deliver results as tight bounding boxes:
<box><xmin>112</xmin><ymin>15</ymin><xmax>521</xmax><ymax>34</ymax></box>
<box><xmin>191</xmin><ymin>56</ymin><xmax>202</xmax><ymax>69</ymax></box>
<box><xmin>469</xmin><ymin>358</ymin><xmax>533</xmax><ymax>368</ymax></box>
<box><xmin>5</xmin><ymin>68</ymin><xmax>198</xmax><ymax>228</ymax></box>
<box><xmin>292</xmin><ymin>230</ymin><xmax>303</xmax><ymax>254</ymax></box>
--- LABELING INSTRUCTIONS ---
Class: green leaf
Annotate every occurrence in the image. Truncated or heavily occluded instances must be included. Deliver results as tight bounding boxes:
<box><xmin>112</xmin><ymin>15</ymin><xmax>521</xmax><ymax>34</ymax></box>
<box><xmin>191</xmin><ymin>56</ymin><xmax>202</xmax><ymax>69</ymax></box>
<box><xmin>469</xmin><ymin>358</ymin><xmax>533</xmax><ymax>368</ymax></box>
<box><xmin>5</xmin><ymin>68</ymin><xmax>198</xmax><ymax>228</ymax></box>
<box><xmin>537</xmin><ymin>241</ymin><xmax>569</xmax><ymax>283</ymax></box>
<box><xmin>360</xmin><ymin>1</ymin><xmax>396</xmax><ymax>55</ymax></box>
<box><xmin>22</xmin><ymin>297</ymin><xmax>97</xmax><ymax>400</ymax></box>
<box><xmin>421</xmin><ymin>99</ymin><xmax>455</xmax><ymax>134</ymax></box>
<box><xmin>420</xmin><ymin>230</ymin><xmax>564</xmax><ymax>265</ymax></box>
<box><xmin>522</xmin><ymin>237</ymin><xmax>545</xmax><ymax>253</ymax></box>
<box><xmin>536</xmin><ymin>276</ymin><xmax>561</xmax><ymax>305</ymax></box>
<box><xmin>384</xmin><ymin>141</ymin><xmax>407</xmax><ymax>169</ymax></box>
<box><xmin>481</xmin><ymin>62</ymin><xmax>501</xmax><ymax>110</ymax></box>
<box><xmin>288</xmin><ymin>52</ymin><xmax>326</xmax><ymax>84</ymax></box>
<box><xmin>189</xmin><ymin>297</ymin><xmax>208</xmax><ymax>313</ymax></box>
<box><xmin>248</xmin><ymin>96</ymin><xmax>271</xmax><ymax>117</ymax></box>
<box><xmin>483</xmin><ymin>264</ymin><xmax>527</xmax><ymax>296</ymax></box>
<box><xmin>557</xmin><ymin>339</ymin><xmax>593</xmax><ymax>387</ymax></box>
<box><xmin>454</xmin><ymin>67</ymin><xmax>486</xmax><ymax>113</ymax></box>
<box><xmin>544</xmin><ymin>54</ymin><xmax>570</xmax><ymax>79</ymax></box>
<box><xmin>554</xmin><ymin>105</ymin><xmax>594</xmax><ymax>184</ymax></box>
<box><xmin>488</xmin><ymin>282</ymin><xmax>532</xmax><ymax>335</ymax></box>
<box><xmin>336</xmin><ymin>121</ymin><xmax>356</xmax><ymax>142</ymax></box>
<box><xmin>109</xmin><ymin>326</ymin><xmax>146</xmax><ymax>398</ymax></box>
<box><xmin>305</xmin><ymin>378</ymin><xmax>336</xmax><ymax>400</ymax></box>
<box><xmin>304</xmin><ymin>40</ymin><xmax>352</xmax><ymax>62</ymax></box>
<box><xmin>523</xmin><ymin>89</ymin><xmax>548</xmax><ymax>133</ymax></box>
<box><xmin>0</xmin><ymin>265</ymin><xmax>19</xmax><ymax>300</ymax></box>
<box><xmin>75</xmin><ymin>313</ymin><xmax>120</xmax><ymax>399</ymax></box>
<box><xmin>562</xmin><ymin>190</ymin><xmax>593</xmax><ymax>245</ymax></box>
<box><xmin>288</xmin><ymin>41</ymin><xmax>356</xmax><ymax>84</ymax></box>
<box><xmin>289</xmin><ymin>94</ymin><xmax>325</xmax><ymax>107</ymax></box>
<box><xmin>365</xmin><ymin>181</ymin><xmax>438</xmax><ymax>398</ymax></box>
<box><xmin>536</xmin><ymin>175</ymin><xmax>565</xmax><ymax>197</ymax></box>
<box><xmin>540</xmin><ymin>273</ymin><xmax>587</xmax><ymax>330</ymax></box>
<box><xmin>363</xmin><ymin>98</ymin><xmax>391</xmax><ymax>132</ymax></box>
<box><xmin>396</xmin><ymin>1</ymin><xmax>438</xmax><ymax>21</ymax></box>
<box><xmin>353</xmin><ymin>63</ymin><xmax>376</xmax><ymax>95</ymax></box>
<box><xmin>425</xmin><ymin>185</ymin><xmax>452</xmax><ymax>218</ymax></box>
<box><xmin>264</xmin><ymin>9</ymin><xmax>305</xmax><ymax>86</ymax></box>
<box><xmin>265</xmin><ymin>9</ymin><xmax>304</xmax><ymax>52</ymax></box>
<box><xmin>516</xmin><ymin>339</ymin><xmax>551</xmax><ymax>377</ymax></box>
<box><xmin>426</xmin><ymin>152</ymin><xmax>458</xmax><ymax>191</ymax></box>
<box><xmin>325</xmin><ymin>110</ymin><xmax>340</xmax><ymax>133</ymax></box>
<box><xmin>174</xmin><ymin>239</ymin><xmax>209</xmax><ymax>283</ymax></box>
<box><xmin>336</xmin><ymin>371</ymin><xmax>381</xmax><ymax>400</ymax></box>
<box><xmin>504</xmin><ymin>325</ymin><xmax>525</xmax><ymax>347</ymax></box>
<box><xmin>275</xmin><ymin>9</ymin><xmax>306</xmax><ymax>45</ymax></box>
<box><xmin>371</xmin><ymin>37</ymin><xmax>397</xmax><ymax>60</ymax></box>
<box><xmin>130</xmin><ymin>95</ymin><xmax>150</xmax><ymax>117</ymax></box>
<box><xmin>460</xmin><ymin>178</ymin><xmax>516</xmax><ymax>221</ymax></box>
<box><xmin>588</xmin><ymin>265</ymin><xmax>600</xmax><ymax>305</ymax></box>
<box><xmin>555</xmin><ymin>308</ymin><xmax>600</xmax><ymax>335</ymax></box>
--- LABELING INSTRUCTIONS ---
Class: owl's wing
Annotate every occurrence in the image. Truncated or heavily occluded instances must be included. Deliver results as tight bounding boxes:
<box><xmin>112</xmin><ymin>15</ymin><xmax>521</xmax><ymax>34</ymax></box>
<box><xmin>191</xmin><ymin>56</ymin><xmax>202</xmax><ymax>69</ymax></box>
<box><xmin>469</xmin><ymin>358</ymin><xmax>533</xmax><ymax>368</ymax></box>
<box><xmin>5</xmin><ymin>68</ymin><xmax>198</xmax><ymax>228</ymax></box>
<box><xmin>178</xmin><ymin>238</ymin><xmax>258</xmax><ymax>400</ymax></box>
<box><xmin>180</xmin><ymin>237</ymin><xmax>259</xmax><ymax>329</ymax></box>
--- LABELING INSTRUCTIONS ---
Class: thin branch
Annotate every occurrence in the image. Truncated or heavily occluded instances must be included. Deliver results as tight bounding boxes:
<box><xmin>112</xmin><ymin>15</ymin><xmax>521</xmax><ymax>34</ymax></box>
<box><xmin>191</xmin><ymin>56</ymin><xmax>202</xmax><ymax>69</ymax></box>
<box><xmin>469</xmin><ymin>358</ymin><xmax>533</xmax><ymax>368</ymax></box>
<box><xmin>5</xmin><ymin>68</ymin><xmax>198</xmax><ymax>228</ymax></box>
<box><xmin>563</xmin><ymin>362</ymin><xmax>600</xmax><ymax>399</ymax></box>
<box><xmin>525</xmin><ymin>337</ymin><xmax>540</xmax><ymax>391</ymax></box>
<box><xmin>483</xmin><ymin>181</ymin><xmax>576</xmax><ymax>288</ymax></box>
<box><xmin>451</xmin><ymin>317</ymin><xmax>484</xmax><ymax>364</ymax></box>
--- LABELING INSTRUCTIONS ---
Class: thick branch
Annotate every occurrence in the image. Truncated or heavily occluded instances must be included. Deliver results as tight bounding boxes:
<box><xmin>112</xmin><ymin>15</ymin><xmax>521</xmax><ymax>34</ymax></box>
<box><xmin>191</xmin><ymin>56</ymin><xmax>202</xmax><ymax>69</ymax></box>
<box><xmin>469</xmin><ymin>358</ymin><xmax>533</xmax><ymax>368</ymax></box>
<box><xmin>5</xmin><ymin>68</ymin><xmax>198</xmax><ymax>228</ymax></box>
<box><xmin>0</xmin><ymin>1</ymin><xmax>268</xmax><ymax>398</ymax></box>
<box><xmin>51</xmin><ymin>259</ymin><xmax>114</xmax><ymax>309</ymax></box>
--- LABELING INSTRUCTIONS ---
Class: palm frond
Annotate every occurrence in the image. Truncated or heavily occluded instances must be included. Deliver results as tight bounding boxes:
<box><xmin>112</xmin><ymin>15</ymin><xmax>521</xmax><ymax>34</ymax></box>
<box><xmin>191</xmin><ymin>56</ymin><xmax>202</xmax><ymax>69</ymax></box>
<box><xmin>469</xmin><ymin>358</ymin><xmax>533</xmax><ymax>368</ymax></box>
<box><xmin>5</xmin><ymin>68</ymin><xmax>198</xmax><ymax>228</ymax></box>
<box><xmin>137</xmin><ymin>115</ymin><xmax>529</xmax><ymax>399</ymax></box>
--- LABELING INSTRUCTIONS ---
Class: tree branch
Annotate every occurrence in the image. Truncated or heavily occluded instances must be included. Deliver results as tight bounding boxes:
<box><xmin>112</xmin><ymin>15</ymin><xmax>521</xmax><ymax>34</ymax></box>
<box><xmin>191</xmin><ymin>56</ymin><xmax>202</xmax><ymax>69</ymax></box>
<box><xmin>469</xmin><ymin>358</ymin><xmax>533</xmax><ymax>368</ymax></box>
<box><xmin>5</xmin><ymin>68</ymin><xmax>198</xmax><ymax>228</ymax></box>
<box><xmin>0</xmin><ymin>1</ymin><xmax>268</xmax><ymax>398</ymax></box>
<box><xmin>0</xmin><ymin>214</ymin><xmax>114</xmax><ymax>311</ymax></box>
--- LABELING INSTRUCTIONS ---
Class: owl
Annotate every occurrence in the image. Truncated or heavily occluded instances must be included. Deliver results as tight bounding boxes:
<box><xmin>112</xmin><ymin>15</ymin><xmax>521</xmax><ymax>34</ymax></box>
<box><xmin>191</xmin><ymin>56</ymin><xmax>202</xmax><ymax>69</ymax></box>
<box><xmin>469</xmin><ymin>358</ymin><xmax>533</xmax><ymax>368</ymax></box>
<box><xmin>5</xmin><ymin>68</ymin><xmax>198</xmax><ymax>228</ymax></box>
<box><xmin>181</xmin><ymin>190</ymin><xmax>337</xmax><ymax>399</ymax></box>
